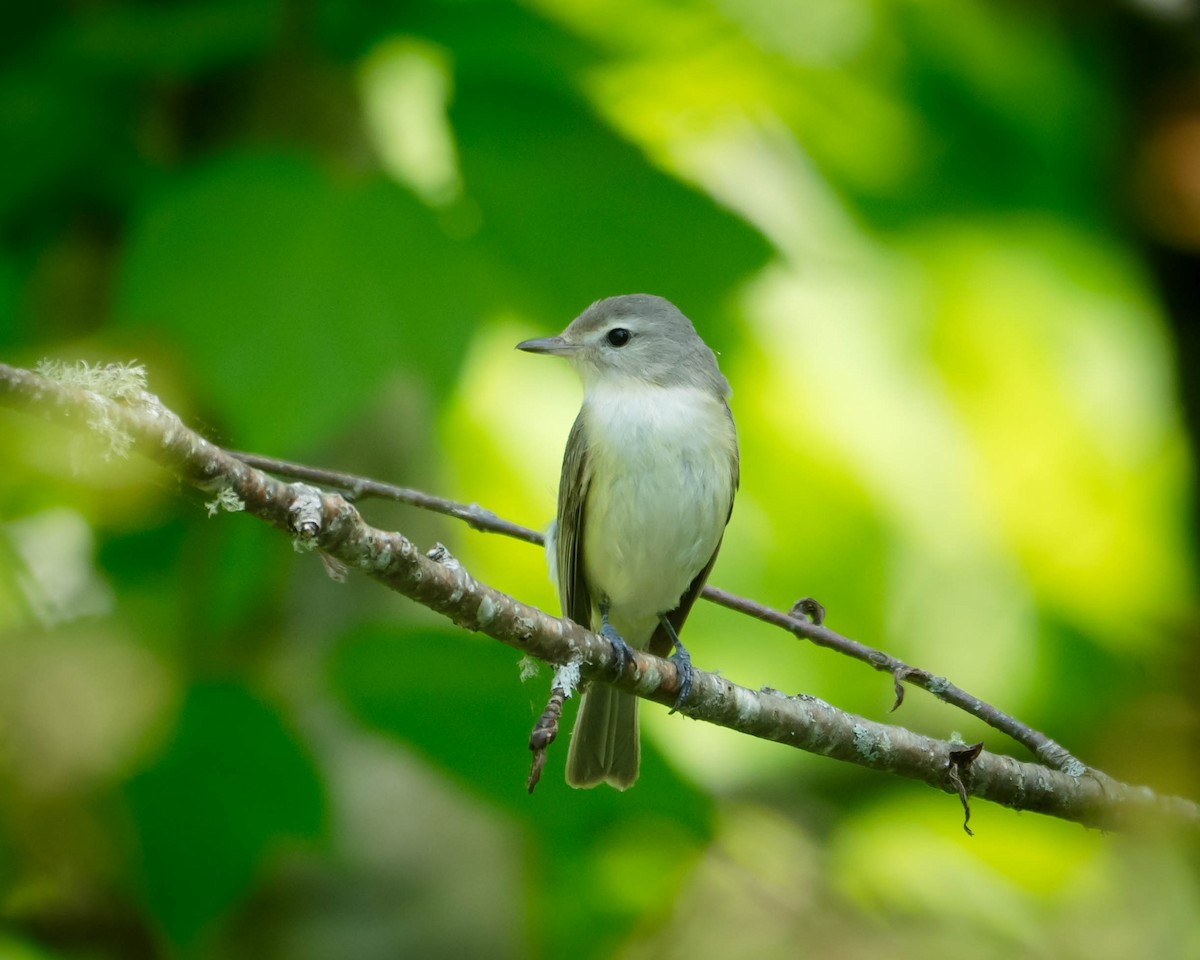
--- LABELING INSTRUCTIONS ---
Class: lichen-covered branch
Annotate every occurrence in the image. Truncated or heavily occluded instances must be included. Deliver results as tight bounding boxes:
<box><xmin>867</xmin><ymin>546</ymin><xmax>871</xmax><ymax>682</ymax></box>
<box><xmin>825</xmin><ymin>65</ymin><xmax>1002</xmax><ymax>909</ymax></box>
<box><xmin>1</xmin><ymin>360</ymin><xmax>1196</xmax><ymax>832</ymax></box>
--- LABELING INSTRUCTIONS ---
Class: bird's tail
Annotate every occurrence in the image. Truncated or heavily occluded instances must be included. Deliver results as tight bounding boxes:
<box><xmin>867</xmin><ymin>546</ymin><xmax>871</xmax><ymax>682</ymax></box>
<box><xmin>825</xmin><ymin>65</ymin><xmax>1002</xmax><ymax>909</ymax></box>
<box><xmin>565</xmin><ymin>684</ymin><xmax>640</xmax><ymax>790</ymax></box>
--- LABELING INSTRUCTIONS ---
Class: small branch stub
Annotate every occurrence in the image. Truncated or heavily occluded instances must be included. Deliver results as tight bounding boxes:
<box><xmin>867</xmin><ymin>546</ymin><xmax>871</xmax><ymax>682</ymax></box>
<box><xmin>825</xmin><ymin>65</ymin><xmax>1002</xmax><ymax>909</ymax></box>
<box><xmin>891</xmin><ymin>667</ymin><xmax>913</xmax><ymax>712</ymax></box>
<box><xmin>528</xmin><ymin>661</ymin><xmax>580</xmax><ymax>793</ymax></box>
<box><xmin>790</xmin><ymin>596</ymin><xmax>826</xmax><ymax>625</ymax></box>
<box><xmin>528</xmin><ymin>685</ymin><xmax>566</xmax><ymax>793</ymax></box>
<box><xmin>426</xmin><ymin>542</ymin><xmax>461</xmax><ymax>570</ymax></box>
<box><xmin>948</xmin><ymin>741</ymin><xmax>985</xmax><ymax>836</ymax></box>
<box><xmin>288</xmin><ymin>484</ymin><xmax>326</xmax><ymax>548</ymax></box>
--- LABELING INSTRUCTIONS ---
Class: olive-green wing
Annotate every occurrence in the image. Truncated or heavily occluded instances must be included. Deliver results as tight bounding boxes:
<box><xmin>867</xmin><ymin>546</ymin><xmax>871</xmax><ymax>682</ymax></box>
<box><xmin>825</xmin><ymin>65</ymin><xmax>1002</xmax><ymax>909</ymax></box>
<box><xmin>556</xmin><ymin>412</ymin><xmax>593</xmax><ymax>629</ymax></box>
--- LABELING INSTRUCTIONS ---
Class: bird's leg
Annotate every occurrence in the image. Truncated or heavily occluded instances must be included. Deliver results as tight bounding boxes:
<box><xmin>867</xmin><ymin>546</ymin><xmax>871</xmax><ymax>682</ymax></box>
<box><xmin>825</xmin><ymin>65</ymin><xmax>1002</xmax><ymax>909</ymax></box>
<box><xmin>599</xmin><ymin>600</ymin><xmax>635</xmax><ymax>679</ymax></box>
<box><xmin>657</xmin><ymin>615</ymin><xmax>693</xmax><ymax>713</ymax></box>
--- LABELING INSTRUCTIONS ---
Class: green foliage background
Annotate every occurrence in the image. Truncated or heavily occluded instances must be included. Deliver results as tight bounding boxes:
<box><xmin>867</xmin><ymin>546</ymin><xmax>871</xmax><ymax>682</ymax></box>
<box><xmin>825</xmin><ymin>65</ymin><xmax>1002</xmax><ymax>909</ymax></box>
<box><xmin>1</xmin><ymin>1</ymin><xmax>1199</xmax><ymax>957</ymax></box>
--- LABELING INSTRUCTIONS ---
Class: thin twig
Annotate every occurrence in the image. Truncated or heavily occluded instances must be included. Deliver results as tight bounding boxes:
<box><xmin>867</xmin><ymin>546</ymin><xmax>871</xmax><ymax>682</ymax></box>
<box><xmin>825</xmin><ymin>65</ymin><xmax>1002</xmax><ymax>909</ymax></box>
<box><xmin>228</xmin><ymin>451</ymin><xmax>544</xmax><ymax>545</ymax></box>
<box><xmin>227</xmin><ymin>451</ymin><xmax>1087</xmax><ymax>774</ymax></box>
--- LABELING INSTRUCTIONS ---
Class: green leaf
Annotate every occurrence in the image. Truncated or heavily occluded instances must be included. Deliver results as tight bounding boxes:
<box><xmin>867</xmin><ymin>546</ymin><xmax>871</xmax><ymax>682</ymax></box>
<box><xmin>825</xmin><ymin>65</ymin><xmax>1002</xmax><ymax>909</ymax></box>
<box><xmin>328</xmin><ymin>623</ymin><xmax>713</xmax><ymax>955</ymax></box>
<box><xmin>0</xmin><ymin>69</ymin><xmax>117</xmax><ymax>227</ymax></box>
<box><xmin>124</xmin><ymin>681</ymin><xmax>324</xmax><ymax>945</ymax></box>
<box><xmin>51</xmin><ymin>0</ymin><xmax>277</xmax><ymax>77</ymax></box>
<box><xmin>450</xmin><ymin>79</ymin><xmax>772</xmax><ymax>349</ymax></box>
<box><xmin>115</xmin><ymin>151</ymin><xmax>480</xmax><ymax>454</ymax></box>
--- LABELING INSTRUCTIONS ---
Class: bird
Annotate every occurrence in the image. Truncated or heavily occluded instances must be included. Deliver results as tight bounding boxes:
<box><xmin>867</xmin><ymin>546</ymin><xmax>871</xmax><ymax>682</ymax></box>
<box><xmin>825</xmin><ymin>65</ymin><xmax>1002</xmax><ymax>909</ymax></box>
<box><xmin>517</xmin><ymin>294</ymin><xmax>739</xmax><ymax>789</ymax></box>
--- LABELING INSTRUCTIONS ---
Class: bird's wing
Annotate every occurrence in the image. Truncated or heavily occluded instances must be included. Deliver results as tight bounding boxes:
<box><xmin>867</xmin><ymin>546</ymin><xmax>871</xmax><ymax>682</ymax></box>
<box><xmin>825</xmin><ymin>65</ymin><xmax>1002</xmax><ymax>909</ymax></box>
<box><xmin>557</xmin><ymin>411</ymin><xmax>593</xmax><ymax>629</ymax></box>
<box><xmin>648</xmin><ymin>536</ymin><xmax>723</xmax><ymax>659</ymax></box>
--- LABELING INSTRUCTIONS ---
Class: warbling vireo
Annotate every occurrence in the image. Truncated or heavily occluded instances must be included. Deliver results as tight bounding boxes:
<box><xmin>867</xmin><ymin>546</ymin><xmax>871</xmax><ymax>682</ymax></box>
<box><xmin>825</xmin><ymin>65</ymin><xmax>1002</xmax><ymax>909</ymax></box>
<box><xmin>517</xmin><ymin>294</ymin><xmax>738</xmax><ymax>789</ymax></box>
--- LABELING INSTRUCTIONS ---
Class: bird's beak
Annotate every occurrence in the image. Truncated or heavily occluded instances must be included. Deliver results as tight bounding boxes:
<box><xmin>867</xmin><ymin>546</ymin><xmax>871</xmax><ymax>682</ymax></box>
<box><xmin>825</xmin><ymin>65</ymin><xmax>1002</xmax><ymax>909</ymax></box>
<box><xmin>516</xmin><ymin>335</ymin><xmax>576</xmax><ymax>356</ymax></box>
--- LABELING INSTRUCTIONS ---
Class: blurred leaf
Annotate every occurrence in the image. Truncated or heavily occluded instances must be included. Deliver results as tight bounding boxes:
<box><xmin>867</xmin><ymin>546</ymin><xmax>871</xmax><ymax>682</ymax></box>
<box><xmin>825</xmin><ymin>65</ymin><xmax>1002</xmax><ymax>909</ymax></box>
<box><xmin>410</xmin><ymin>0</ymin><xmax>603</xmax><ymax>89</ymax></box>
<box><xmin>0</xmin><ymin>935</ymin><xmax>66</xmax><ymax>960</ymax></box>
<box><xmin>328</xmin><ymin>623</ymin><xmax>710</xmax><ymax>825</ymax></box>
<box><xmin>0</xmin><ymin>68</ymin><xmax>118</xmax><ymax>228</ymax></box>
<box><xmin>880</xmin><ymin>0</ymin><xmax>1116</xmax><ymax>224</ymax></box>
<box><xmin>319</xmin><ymin>0</ymin><xmax>602</xmax><ymax>82</ymax></box>
<box><xmin>124</xmin><ymin>681</ymin><xmax>324</xmax><ymax>945</ymax></box>
<box><xmin>176</xmin><ymin>519</ymin><xmax>290</xmax><ymax>664</ymax></box>
<box><xmin>329</xmin><ymin>625</ymin><xmax>533</xmax><ymax>802</ymax></box>
<box><xmin>917</xmin><ymin>219</ymin><xmax>1192</xmax><ymax>644</ymax></box>
<box><xmin>328</xmin><ymin>623</ymin><xmax>713</xmax><ymax>956</ymax></box>
<box><xmin>49</xmin><ymin>0</ymin><xmax>276</xmax><ymax>78</ymax></box>
<box><xmin>451</xmin><ymin>78</ymin><xmax>771</xmax><ymax>345</ymax></box>
<box><xmin>115</xmin><ymin>151</ymin><xmax>481</xmax><ymax>453</ymax></box>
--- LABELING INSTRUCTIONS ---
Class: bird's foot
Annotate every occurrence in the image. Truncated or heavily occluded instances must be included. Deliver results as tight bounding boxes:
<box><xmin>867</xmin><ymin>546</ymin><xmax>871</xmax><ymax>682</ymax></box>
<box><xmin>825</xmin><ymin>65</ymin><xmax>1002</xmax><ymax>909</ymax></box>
<box><xmin>600</xmin><ymin>605</ymin><xmax>635</xmax><ymax>680</ymax></box>
<box><xmin>658</xmin><ymin>615</ymin><xmax>694</xmax><ymax>714</ymax></box>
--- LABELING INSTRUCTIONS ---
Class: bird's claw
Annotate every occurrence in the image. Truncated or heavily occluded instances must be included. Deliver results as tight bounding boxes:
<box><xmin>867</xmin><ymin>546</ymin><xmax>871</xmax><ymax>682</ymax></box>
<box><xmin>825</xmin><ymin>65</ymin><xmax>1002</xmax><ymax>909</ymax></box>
<box><xmin>667</xmin><ymin>640</ymin><xmax>694</xmax><ymax>714</ymax></box>
<box><xmin>600</xmin><ymin>615</ymin><xmax>635</xmax><ymax>679</ymax></box>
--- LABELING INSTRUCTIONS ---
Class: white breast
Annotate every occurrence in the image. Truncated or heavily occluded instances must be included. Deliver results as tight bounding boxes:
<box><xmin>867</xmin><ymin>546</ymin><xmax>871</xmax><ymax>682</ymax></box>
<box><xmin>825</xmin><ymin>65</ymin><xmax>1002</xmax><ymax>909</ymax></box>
<box><xmin>580</xmin><ymin>380</ymin><xmax>737</xmax><ymax>645</ymax></box>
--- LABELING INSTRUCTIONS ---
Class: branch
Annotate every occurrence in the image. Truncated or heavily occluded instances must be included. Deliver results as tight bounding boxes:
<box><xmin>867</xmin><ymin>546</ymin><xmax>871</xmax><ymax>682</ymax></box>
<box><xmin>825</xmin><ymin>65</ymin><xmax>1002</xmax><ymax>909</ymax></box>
<box><xmin>1</xmin><ymin>360</ymin><xmax>1196</xmax><ymax>832</ymax></box>
<box><xmin>231</xmin><ymin>450</ymin><xmax>1086</xmax><ymax>775</ymax></box>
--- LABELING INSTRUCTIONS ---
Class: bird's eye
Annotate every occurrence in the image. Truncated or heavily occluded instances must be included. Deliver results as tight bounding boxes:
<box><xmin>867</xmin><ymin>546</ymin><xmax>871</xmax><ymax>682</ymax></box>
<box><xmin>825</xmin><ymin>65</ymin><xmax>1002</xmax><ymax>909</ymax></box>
<box><xmin>606</xmin><ymin>328</ymin><xmax>631</xmax><ymax>347</ymax></box>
